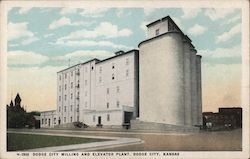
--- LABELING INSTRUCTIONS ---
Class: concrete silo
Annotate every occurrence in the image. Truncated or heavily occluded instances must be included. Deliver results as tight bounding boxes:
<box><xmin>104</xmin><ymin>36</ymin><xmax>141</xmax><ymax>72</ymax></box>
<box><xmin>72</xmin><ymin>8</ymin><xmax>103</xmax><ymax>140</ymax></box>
<box><xmin>138</xmin><ymin>17</ymin><xmax>185</xmax><ymax>126</ymax></box>
<box><xmin>183</xmin><ymin>36</ymin><xmax>192</xmax><ymax>126</ymax></box>
<box><xmin>196</xmin><ymin>55</ymin><xmax>202</xmax><ymax>125</ymax></box>
<box><xmin>190</xmin><ymin>46</ymin><xmax>199</xmax><ymax>126</ymax></box>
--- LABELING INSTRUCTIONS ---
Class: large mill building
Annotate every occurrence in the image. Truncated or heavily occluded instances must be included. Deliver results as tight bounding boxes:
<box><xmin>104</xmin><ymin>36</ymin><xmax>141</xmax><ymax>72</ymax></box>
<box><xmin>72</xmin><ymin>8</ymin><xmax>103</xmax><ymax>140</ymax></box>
<box><xmin>41</xmin><ymin>16</ymin><xmax>202</xmax><ymax>129</ymax></box>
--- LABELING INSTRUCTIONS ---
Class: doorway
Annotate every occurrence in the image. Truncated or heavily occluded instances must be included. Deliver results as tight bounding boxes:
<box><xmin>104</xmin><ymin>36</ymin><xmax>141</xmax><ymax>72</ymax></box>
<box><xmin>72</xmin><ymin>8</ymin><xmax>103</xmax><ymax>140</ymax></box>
<box><xmin>98</xmin><ymin>116</ymin><xmax>102</xmax><ymax>125</ymax></box>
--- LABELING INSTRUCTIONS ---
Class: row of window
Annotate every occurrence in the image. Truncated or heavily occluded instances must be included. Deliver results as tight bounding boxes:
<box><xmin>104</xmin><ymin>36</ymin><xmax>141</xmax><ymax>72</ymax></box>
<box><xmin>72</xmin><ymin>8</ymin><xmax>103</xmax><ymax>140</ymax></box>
<box><xmin>106</xmin><ymin>101</ymin><xmax>120</xmax><ymax>109</ymax></box>
<box><xmin>59</xmin><ymin>92</ymin><xmax>79</xmax><ymax>101</ymax></box>
<box><xmin>59</xmin><ymin>99</ymin><xmax>119</xmax><ymax>113</ymax></box>
<box><xmin>59</xmin><ymin>84</ymin><xmax>121</xmax><ymax>102</ymax></box>
<box><xmin>60</xmin><ymin>69</ymin><xmax>130</xmax><ymax>90</ymax></box>
<box><xmin>98</xmin><ymin>70</ymin><xmax>129</xmax><ymax>83</ymax></box>
<box><xmin>59</xmin><ymin>104</ymin><xmax>80</xmax><ymax>112</ymax></box>
<box><xmin>59</xmin><ymin>80</ymin><xmax>84</xmax><ymax>92</ymax></box>
<box><xmin>107</xmin><ymin>86</ymin><xmax>120</xmax><ymax>94</ymax></box>
<box><xmin>59</xmin><ymin>58</ymin><xmax>130</xmax><ymax>80</ymax></box>
<box><xmin>62</xmin><ymin>116</ymin><xmax>79</xmax><ymax>123</ymax></box>
<box><xmin>41</xmin><ymin>117</ymin><xmax>56</xmax><ymax>125</ymax></box>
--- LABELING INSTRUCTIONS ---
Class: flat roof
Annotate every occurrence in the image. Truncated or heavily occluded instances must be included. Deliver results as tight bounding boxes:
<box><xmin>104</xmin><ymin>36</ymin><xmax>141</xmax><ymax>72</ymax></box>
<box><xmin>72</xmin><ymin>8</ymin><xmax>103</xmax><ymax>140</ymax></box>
<box><xmin>57</xmin><ymin>49</ymin><xmax>139</xmax><ymax>73</ymax></box>
<box><xmin>57</xmin><ymin>58</ymin><xmax>100</xmax><ymax>73</ymax></box>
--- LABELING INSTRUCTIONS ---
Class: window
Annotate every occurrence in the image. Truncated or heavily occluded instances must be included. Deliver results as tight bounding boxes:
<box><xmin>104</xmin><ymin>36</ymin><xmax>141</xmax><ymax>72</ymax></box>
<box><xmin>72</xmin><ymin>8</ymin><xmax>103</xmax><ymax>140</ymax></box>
<box><xmin>112</xmin><ymin>63</ymin><xmax>115</xmax><ymax>69</ymax></box>
<box><xmin>99</xmin><ymin>76</ymin><xmax>102</xmax><ymax>83</ymax></box>
<box><xmin>107</xmin><ymin>102</ymin><xmax>109</xmax><ymax>109</ymax></box>
<box><xmin>76</xmin><ymin>69</ymin><xmax>80</xmax><ymax>75</ymax></box>
<box><xmin>59</xmin><ymin>107</ymin><xmax>61</xmax><ymax>112</ymax></box>
<box><xmin>116</xmin><ymin>86</ymin><xmax>120</xmax><ymax>93</ymax></box>
<box><xmin>71</xmin><ymin>105</ymin><xmax>73</xmax><ymax>111</ymax></box>
<box><xmin>64</xmin><ymin>117</ymin><xmax>66</xmax><ymax>122</ymax></box>
<box><xmin>77</xmin><ymin>105</ymin><xmax>79</xmax><ymax>112</ymax></box>
<box><xmin>156</xmin><ymin>29</ymin><xmax>159</xmax><ymax>36</ymax></box>
<box><xmin>126</xmin><ymin>69</ymin><xmax>129</xmax><ymax>77</ymax></box>
<box><xmin>77</xmin><ymin>116</ymin><xmax>79</xmax><ymax>122</ymax></box>
<box><xmin>65</xmin><ymin>73</ymin><xmax>67</xmax><ymax>79</ymax></box>
<box><xmin>126</xmin><ymin>58</ymin><xmax>129</xmax><ymax>65</ymax></box>
<box><xmin>42</xmin><ymin>119</ymin><xmax>44</xmax><ymax>124</ymax></box>
<box><xmin>70</xmin><ymin>116</ymin><xmax>72</xmax><ymax>122</ymax></box>
<box><xmin>65</xmin><ymin>95</ymin><xmax>67</xmax><ymax>101</ymax></box>
<box><xmin>64</xmin><ymin>106</ymin><xmax>66</xmax><ymax>112</ymax></box>
<box><xmin>85</xmin><ymin>91</ymin><xmax>87</xmax><ymax>97</ymax></box>
<box><xmin>54</xmin><ymin>118</ymin><xmax>56</xmax><ymax>124</ymax></box>
<box><xmin>112</xmin><ymin>73</ymin><xmax>115</xmax><ymax>80</ymax></box>
<box><xmin>59</xmin><ymin>75</ymin><xmax>61</xmax><ymax>80</ymax></box>
<box><xmin>91</xmin><ymin>66</ymin><xmax>94</xmax><ymax>70</ymax></box>
<box><xmin>85</xmin><ymin>80</ymin><xmax>87</xmax><ymax>85</ymax></box>
<box><xmin>59</xmin><ymin>96</ymin><xmax>61</xmax><ymax>101</ymax></box>
<box><xmin>71</xmin><ymin>82</ymin><xmax>73</xmax><ymax>89</ymax></box>
<box><xmin>71</xmin><ymin>93</ymin><xmax>73</xmax><ymax>99</ymax></box>
<box><xmin>71</xmin><ymin>71</ymin><xmax>73</xmax><ymax>76</ymax></box>
<box><xmin>107</xmin><ymin>114</ymin><xmax>110</xmax><ymax>121</ymax></box>
<box><xmin>107</xmin><ymin>88</ymin><xmax>109</xmax><ymax>94</ymax></box>
<box><xmin>65</xmin><ymin>84</ymin><xmax>67</xmax><ymax>90</ymax></box>
<box><xmin>45</xmin><ymin>118</ymin><xmax>47</xmax><ymax>124</ymax></box>
<box><xmin>59</xmin><ymin>85</ymin><xmax>61</xmax><ymax>91</ymax></box>
<box><xmin>99</xmin><ymin>67</ymin><xmax>102</xmax><ymax>73</ymax></box>
<box><xmin>85</xmin><ymin>67</ymin><xmax>87</xmax><ymax>73</ymax></box>
<box><xmin>93</xmin><ymin>115</ymin><xmax>95</xmax><ymax>122</ymax></box>
<box><xmin>116</xmin><ymin>101</ymin><xmax>120</xmax><ymax>108</ymax></box>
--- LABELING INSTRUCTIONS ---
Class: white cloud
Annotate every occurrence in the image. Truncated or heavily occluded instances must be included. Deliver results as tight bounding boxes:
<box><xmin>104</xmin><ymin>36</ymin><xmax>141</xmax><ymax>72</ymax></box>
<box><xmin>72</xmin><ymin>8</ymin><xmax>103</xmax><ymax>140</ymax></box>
<box><xmin>187</xmin><ymin>24</ymin><xmax>207</xmax><ymax>36</ymax></box>
<box><xmin>79</xmin><ymin>8</ymin><xmax>109</xmax><ymax>17</ymax></box>
<box><xmin>144</xmin><ymin>8</ymin><xmax>156</xmax><ymax>16</ymax></box>
<box><xmin>198</xmin><ymin>44</ymin><xmax>241</xmax><ymax>58</ymax></box>
<box><xmin>53</xmin><ymin>39</ymin><xmax>132</xmax><ymax>50</ymax></box>
<box><xmin>48</xmin><ymin>17</ymin><xmax>92</xmax><ymax>30</ymax></box>
<box><xmin>181</xmin><ymin>8</ymin><xmax>201</xmax><ymax>19</ymax></box>
<box><xmin>216</xmin><ymin>23</ymin><xmax>241</xmax><ymax>43</ymax></box>
<box><xmin>59</xmin><ymin>21</ymin><xmax>132</xmax><ymax>40</ymax></box>
<box><xmin>8</xmin><ymin>22</ymin><xmax>34</xmax><ymax>41</ymax></box>
<box><xmin>204</xmin><ymin>8</ymin><xmax>236</xmax><ymax>21</ymax></box>
<box><xmin>20</xmin><ymin>37</ymin><xmax>39</xmax><ymax>45</ymax></box>
<box><xmin>8</xmin><ymin>51</ymin><xmax>49</xmax><ymax>65</ymax></box>
<box><xmin>222</xmin><ymin>14</ymin><xmax>241</xmax><ymax>25</ymax></box>
<box><xmin>18</xmin><ymin>7</ymin><xmax>32</xmax><ymax>14</ymax></box>
<box><xmin>60</xmin><ymin>8</ymin><xmax>77</xmax><ymax>15</ymax></box>
<box><xmin>49</xmin><ymin>17</ymin><xmax>71</xmax><ymax>29</ymax></box>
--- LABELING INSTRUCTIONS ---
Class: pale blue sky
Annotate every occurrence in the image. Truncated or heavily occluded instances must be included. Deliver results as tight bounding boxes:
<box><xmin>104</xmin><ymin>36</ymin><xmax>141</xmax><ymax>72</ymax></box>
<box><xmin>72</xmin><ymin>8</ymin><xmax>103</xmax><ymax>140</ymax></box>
<box><xmin>8</xmin><ymin>7</ymin><xmax>241</xmax><ymax>67</ymax></box>
<box><xmin>7</xmin><ymin>7</ymin><xmax>242</xmax><ymax>112</ymax></box>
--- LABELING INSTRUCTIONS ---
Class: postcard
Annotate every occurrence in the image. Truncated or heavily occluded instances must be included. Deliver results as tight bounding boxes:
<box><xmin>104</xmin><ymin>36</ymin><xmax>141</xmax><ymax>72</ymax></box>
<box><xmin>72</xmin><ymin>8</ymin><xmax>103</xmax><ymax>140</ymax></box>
<box><xmin>0</xmin><ymin>0</ymin><xmax>249</xmax><ymax>159</ymax></box>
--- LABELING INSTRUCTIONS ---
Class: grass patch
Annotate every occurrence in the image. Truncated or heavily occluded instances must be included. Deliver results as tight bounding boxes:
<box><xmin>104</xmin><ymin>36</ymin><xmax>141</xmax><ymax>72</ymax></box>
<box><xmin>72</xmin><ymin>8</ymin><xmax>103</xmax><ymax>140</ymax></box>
<box><xmin>7</xmin><ymin>133</ymin><xmax>108</xmax><ymax>151</ymax></box>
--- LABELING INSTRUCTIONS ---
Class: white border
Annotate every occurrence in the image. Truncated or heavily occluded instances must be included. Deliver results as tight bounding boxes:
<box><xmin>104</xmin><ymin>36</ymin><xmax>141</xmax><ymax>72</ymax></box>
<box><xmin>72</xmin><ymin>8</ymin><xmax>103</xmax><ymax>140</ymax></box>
<box><xmin>0</xmin><ymin>1</ymin><xmax>249</xmax><ymax>159</ymax></box>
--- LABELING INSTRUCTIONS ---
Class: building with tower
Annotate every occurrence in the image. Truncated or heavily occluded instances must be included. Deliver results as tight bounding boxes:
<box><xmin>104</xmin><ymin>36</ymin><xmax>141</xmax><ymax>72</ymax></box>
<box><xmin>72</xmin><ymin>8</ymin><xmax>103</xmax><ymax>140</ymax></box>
<box><xmin>41</xmin><ymin>16</ymin><xmax>202</xmax><ymax>130</ymax></box>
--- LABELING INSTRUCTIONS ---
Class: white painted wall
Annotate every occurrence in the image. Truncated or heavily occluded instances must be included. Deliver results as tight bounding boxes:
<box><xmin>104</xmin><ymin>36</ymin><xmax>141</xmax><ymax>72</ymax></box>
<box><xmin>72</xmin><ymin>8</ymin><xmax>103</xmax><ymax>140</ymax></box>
<box><xmin>53</xmin><ymin>51</ymin><xmax>138</xmax><ymax>127</ymax></box>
